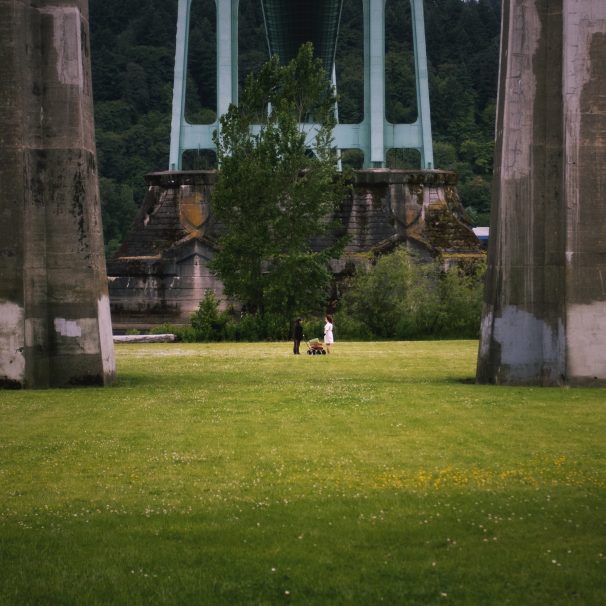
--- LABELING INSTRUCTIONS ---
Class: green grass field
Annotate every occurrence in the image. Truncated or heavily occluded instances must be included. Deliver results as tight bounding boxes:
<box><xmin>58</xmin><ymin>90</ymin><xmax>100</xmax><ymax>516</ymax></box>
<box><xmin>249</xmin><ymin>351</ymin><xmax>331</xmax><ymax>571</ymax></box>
<box><xmin>1</xmin><ymin>341</ymin><xmax>605</xmax><ymax>605</ymax></box>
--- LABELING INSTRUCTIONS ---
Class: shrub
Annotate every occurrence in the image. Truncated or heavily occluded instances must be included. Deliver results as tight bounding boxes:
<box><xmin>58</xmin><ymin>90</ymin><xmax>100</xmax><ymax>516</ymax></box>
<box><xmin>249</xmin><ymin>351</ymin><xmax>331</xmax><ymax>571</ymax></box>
<box><xmin>173</xmin><ymin>326</ymin><xmax>199</xmax><ymax>343</ymax></box>
<box><xmin>338</xmin><ymin>248</ymin><xmax>485</xmax><ymax>340</ymax></box>
<box><xmin>190</xmin><ymin>291</ymin><xmax>229</xmax><ymax>341</ymax></box>
<box><xmin>235</xmin><ymin>313</ymin><xmax>265</xmax><ymax>342</ymax></box>
<box><xmin>434</xmin><ymin>263</ymin><xmax>485</xmax><ymax>338</ymax></box>
<box><xmin>261</xmin><ymin>314</ymin><xmax>291</xmax><ymax>342</ymax></box>
<box><xmin>301</xmin><ymin>317</ymin><xmax>328</xmax><ymax>342</ymax></box>
<box><xmin>149</xmin><ymin>323</ymin><xmax>177</xmax><ymax>335</ymax></box>
<box><xmin>149</xmin><ymin>323</ymin><xmax>195</xmax><ymax>342</ymax></box>
<box><xmin>184</xmin><ymin>302</ymin><xmax>293</xmax><ymax>343</ymax></box>
<box><xmin>332</xmin><ymin>314</ymin><xmax>373</xmax><ymax>341</ymax></box>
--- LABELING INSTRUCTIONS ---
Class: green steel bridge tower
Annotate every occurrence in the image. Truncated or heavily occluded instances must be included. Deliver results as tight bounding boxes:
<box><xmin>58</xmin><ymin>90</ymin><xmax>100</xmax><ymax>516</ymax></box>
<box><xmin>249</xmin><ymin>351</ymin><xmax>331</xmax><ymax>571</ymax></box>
<box><xmin>169</xmin><ymin>0</ymin><xmax>434</xmax><ymax>170</ymax></box>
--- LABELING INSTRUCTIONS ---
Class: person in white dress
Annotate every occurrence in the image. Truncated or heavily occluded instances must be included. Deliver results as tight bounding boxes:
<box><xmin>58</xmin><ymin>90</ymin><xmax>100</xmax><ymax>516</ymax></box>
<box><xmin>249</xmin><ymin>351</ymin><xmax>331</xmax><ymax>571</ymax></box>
<box><xmin>324</xmin><ymin>315</ymin><xmax>334</xmax><ymax>353</ymax></box>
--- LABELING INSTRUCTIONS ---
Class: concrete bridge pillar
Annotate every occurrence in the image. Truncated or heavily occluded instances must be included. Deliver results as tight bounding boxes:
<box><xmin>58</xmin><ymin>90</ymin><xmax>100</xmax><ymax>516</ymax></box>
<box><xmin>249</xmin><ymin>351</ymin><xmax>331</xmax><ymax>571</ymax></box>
<box><xmin>0</xmin><ymin>0</ymin><xmax>115</xmax><ymax>387</ymax></box>
<box><xmin>477</xmin><ymin>0</ymin><xmax>606</xmax><ymax>386</ymax></box>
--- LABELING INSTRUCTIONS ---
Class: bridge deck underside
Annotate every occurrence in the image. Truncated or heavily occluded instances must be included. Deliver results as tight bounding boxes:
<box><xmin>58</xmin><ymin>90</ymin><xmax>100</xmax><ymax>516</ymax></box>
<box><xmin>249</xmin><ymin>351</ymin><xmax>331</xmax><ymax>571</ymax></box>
<box><xmin>261</xmin><ymin>0</ymin><xmax>343</xmax><ymax>75</ymax></box>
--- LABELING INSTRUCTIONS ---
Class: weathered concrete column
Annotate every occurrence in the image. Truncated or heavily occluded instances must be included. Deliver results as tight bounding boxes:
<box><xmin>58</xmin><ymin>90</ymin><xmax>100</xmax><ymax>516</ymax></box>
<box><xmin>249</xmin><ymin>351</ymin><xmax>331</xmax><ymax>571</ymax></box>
<box><xmin>477</xmin><ymin>0</ymin><xmax>606</xmax><ymax>386</ymax></box>
<box><xmin>0</xmin><ymin>0</ymin><xmax>115</xmax><ymax>387</ymax></box>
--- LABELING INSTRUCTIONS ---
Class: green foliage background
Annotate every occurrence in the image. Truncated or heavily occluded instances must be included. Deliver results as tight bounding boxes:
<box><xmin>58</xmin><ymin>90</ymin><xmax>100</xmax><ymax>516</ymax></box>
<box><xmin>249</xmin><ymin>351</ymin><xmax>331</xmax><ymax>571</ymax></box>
<box><xmin>90</xmin><ymin>0</ymin><xmax>501</xmax><ymax>255</ymax></box>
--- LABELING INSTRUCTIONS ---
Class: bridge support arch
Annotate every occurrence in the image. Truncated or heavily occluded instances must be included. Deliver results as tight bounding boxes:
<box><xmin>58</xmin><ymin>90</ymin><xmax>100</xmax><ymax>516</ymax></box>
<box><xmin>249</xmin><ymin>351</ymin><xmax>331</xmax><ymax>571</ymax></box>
<box><xmin>169</xmin><ymin>0</ymin><xmax>434</xmax><ymax>170</ymax></box>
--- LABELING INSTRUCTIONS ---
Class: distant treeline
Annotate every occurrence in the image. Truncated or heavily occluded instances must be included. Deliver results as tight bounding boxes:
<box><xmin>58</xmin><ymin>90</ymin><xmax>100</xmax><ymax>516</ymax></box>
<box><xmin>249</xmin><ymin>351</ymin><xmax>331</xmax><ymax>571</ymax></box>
<box><xmin>90</xmin><ymin>0</ymin><xmax>501</xmax><ymax>256</ymax></box>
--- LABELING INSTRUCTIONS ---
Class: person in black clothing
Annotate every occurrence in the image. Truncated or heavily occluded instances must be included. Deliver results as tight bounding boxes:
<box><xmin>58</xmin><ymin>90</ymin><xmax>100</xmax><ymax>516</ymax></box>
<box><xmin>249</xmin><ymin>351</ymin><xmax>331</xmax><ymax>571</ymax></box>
<box><xmin>293</xmin><ymin>318</ymin><xmax>304</xmax><ymax>354</ymax></box>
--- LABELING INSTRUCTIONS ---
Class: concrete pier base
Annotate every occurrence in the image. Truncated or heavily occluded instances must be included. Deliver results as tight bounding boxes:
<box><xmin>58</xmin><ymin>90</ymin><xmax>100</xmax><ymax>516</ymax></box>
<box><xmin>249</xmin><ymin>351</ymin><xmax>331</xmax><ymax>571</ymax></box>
<box><xmin>107</xmin><ymin>169</ymin><xmax>482</xmax><ymax>329</ymax></box>
<box><xmin>107</xmin><ymin>171</ymin><xmax>224</xmax><ymax>330</ymax></box>
<box><xmin>0</xmin><ymin>0</ymin><xmax>115</xmax><ymax>387</ymax></box>
<box><xmin>476</xmin><ymin>0</ymin><xmax>606</xmax><ymax>386</ymax></box>
<box><xmin>345</xmin><ymin>170</ymin><xmax>482</xmax><ymax>268</ymax></box>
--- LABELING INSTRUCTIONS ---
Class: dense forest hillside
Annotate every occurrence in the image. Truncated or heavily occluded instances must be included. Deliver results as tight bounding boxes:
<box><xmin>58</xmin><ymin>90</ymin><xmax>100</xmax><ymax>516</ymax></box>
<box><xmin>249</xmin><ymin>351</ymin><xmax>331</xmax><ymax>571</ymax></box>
<box><xmin>89</xmin><ymin>0</ymin><xmax>501</xmax><ymax>255</ymax></box>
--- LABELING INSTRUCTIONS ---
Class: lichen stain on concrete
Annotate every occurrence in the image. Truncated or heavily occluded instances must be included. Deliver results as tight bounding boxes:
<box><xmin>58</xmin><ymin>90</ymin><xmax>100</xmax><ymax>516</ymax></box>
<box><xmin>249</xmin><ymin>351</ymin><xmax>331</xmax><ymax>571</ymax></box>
<box><xmin>54</xmin><ymin>317</ymin><xmax>82</xmax><ymax>337</ymax></box>
<box><xmin>577</xmin><ymin>32</ymin><xmax>606</xmax><ymax>116</ymax></box>
<box><xmin>70</xmin><ymin>164</ymin><xmax>90</xmax><ymax>252</ymax></box>
<box><xmin>0</xmin><ymin>301</ymin><xmax>26</xmax><ymax>382</ymax></box>
<box><xmin>566</xmin><ymin>28</ymin><xmax>606</xmax><ymax>115</ymax></box>
<box><xmin>39</xmin><ymin>6</ymin><xmax>83</xmax><ymax>88</ymax></box>
<box><xmin>567</xmin><ymin>301</ymin><xmax>606</xmax><ymax>378</ymax></box>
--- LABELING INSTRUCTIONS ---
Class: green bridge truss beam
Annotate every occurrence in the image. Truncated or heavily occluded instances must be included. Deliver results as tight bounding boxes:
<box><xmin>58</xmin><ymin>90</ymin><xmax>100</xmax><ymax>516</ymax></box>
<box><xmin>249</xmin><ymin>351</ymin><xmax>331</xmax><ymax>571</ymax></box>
<box><xmin>169</xmin><ymin>0</ymin><xmax>433</xmax><ymax>170</ymax></box>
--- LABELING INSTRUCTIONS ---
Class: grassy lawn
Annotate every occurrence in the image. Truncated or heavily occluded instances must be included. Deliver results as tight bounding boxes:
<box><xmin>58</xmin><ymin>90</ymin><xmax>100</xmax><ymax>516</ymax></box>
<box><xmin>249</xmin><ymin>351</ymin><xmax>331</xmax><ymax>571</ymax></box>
<box><xmin>0</xmin><ymin>341</ymin><xmax>605</xmax><ymax>605</ymax></box>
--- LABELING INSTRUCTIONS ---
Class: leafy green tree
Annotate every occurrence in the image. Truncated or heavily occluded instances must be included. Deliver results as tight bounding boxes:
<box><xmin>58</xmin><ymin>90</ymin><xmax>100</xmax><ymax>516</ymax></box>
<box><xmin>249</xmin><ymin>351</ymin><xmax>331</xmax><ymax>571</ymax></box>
<box><xmin>460</xmin><ymin>139</ymin><xmax>494</xmax><ymax>175</ymax></box>
<box><xmin>432</xmin><ymin>141</ymin><xmax>458</xmax><ymax>169</ymax></box>
<box><xmin>210</xmin><ymin>43</ymin><xmax>346</xmax><ymax>320</ymax></box>
<box><xmin>458</xmin><ymin>175</ymin><xmax>492</xmax><ymax>224</ymax></box>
